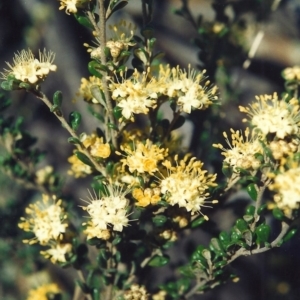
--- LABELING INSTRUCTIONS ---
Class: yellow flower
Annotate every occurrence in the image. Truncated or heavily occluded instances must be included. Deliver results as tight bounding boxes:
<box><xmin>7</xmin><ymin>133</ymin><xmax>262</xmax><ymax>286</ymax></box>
<box><xmin>160</xmin><ymin>156</ymin><xmax>218</xmax><ymax>215</ymax></box>
<box><xmin>18</xmin><ymin>194</ymin><xmax>68</xmax><ymax>245</ymax></box>
<box><xmin>118</xmin><ymin>139</ymin><xmax>168</xmax><ymax>175</ymax></box>
<box><xmin>1</xmin><ymin>49</ymin><xmax>56</xmax><ymax>84</ymax></box>
<box><xmin>282</xmin><ymin>66</ymin><xmax>300</xmax><ymax>81</ymax></box>
<box><xmin>213</xmin><ymin>128</ymin><xmax>263</xmax><ymax>172</ymax></box>
<box><xmin>26</xmin><ymin>283</ymin><xmax>60</xmax><ymax>300</ymax></box>
<box><xmin>132</xmin><ymin>187</ymin><xmax>161</xmax><ymax>207</ymax></box>
<box><xmin>158</xmin><ymin>65</ymin><xmax>218</xmax><ymax>113</ymax></box>
<box><xmin>82</xmin><ymin>133</ymin><xmax>111</xmax><ymax>158</ymax></box>
<box><xmin>76</xmin><ymin>76</ymin><xmax>103</xmax><ymax>103</ymax></box>
<box><xmin>239</xmin><ymin>93</ymin><xmax>300</xmax><ymax>139</ymax></box>
<box><xmin>68</xmin><ymin>151</ymin><xmax>93</xmax><ymax>178</ymax></box>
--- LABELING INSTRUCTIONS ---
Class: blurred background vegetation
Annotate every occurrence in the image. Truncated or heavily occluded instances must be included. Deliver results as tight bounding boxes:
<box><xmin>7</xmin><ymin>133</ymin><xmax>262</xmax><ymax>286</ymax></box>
<box><xmin>1</xmin><ymin>0</ymin><xmax>300</xmax><ymax>299</ymax></box>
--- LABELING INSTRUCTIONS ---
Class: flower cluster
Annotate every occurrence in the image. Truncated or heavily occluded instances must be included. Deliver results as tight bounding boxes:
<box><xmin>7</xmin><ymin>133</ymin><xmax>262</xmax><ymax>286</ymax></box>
<box><xmin>81</xmin><ymin>187</ymin><xmax>130</xmax><ymax>240</ymax></box>
<box><xmin>81</xmin><ymin>133</ymin><xmax>111</xmax><ymax>158</ymax></box>
<box><xmin>18</xmin><ymin>194</ymin><xmax>72</xmax><ymax>263</ymax></box>
<box><xmin>110</xmin><ymin>69</ymin><xmax>159</xmax><ymax>120</ymax></box>
<box><xmin>239</xmin><ymin>93</ymin><xmax>300</xmax><ymax>139</ymax></box>
<box><xmin>118</xmin><ymin>139</ymin><xmax>168</xmax><ymax>175</ymax></box>
<box><xmin>84</xmin><ymin>19</ymin><xmax>135</xmax><ymax>61</ymax></box>
<box><xmin>268</xmin><ymin>158</ymin><xmax>300</xmax><ymax>216</ymax></box>
<box><xmin>26</xmin><ymin>283</ymin><xmax>61</xmax><ymax>300</ymax></box>
<box><xmin>123</xmin><ymin>284</ymin><xmax>149</xmax><ymax>300</ymax></box>
<box><xmin>68</xmin><ymin>133</ymin><xmax>111</xmax><ymax>177</ymax></box>
<box><xmin>213</xmin><ymin>128</ymin><xmax>263</xmax><ymax>173</ymax></box>
<box><xmin>159</xmin><ymin>156</ymin><xmax>218</xmax><ymax>215</ymax></box>
<box><xmin>1</xmin><ymin>49</ymin><xmax>57</xmax><ymax>84</ymax></box>
<box><xmin>158</xmin><ymin>64</ymin><xmax>219</xmax><ymax>114</ymax></box>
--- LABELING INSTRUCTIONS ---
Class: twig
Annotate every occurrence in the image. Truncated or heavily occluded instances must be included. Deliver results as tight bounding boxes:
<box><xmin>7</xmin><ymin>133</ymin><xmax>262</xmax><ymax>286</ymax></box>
<box><xmin>33</xmin><ymin>90</ymin><xmax>107</xmax><ymax>176</ymax></box>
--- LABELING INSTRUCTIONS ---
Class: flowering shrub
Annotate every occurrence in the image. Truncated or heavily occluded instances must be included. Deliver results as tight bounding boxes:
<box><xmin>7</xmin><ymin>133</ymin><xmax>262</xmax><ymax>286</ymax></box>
<box><xmin>1</xmin><ymin>0</ymin><xmax>300</xmax><ymax>299</ymax></box>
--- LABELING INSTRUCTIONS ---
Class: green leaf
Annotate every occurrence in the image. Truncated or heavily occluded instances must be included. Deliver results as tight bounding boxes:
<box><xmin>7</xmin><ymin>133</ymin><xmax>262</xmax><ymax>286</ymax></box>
<box><xmin>88</xmin><ymin>61</ymin><xmax>103</xmax><ymax>78</ymax></box>
<box><xmin>255</xmin><ymin>224</ymin><xmax>271</xmax><ymax>245</ymax></box>
<box><xmin>235</xmin><ymin>219</ymin><xmax>248</xmax><ymax>233</ymax></box>
<box><xmin>113</xmin><ymin>106</ymin><xmax>123</xmax><ymax>120</ymax></box>
<box><xmin>214</xmin><ymin>260</ymin><xmax>227</xmax><ymax>269</ymax></box>
<box><xmin>246</xmin><ymin>183</ymin><xmax>258</xmax><ymax>200</ymax></box>
<box><xmin>190</xmin><ymin>216</ymin><xmax>206</xmax><ymax>228</ymax></box>
<box><xmin>283</xmin><ymin>228</ymin><xmax>298</xmax><ymax>243</ymax></box>
<box><xmin>1</xmin><ymin>80</ymin><xmax>17</xmax><ymax>91</ymax></box>
<box><xmin>68</xmin><ymin>137</ymin><xmax>81</xmax><ymax>144</ymax></box>
<box><xmin>272</xmin><ymin>207</ymin><xmax>285</xmax><ymax>221</ymax></box>
<box><xmin>75</xmin><ymin>151</ymin><xmax>93</xmax><ymax>167</ymax></box>
<box><xmin>107</xmin><ymin>122</ymin><xmax>118</xmax><ymax>131</ymax></box>
<box><xmin>109</xmin><ymin>1</ymin><xmax>129</xmax><ymax>16</ymax></box>
<box><xmin>53</xmin><ymin>90</ymin><xmax>63</xmax><ymax>107</ymax></box>
<box><xmin>74</xmin><ymin>13</ymin><xmax>94</xmax><ymax>29</ymax></box>
<box><xmin>112</xmin><ymin>235</ymin><xmax>122</xmax><ymax>245</ymax></box>
<box><xmin>148</xmin><ymin>255</ymin><xmax>170</xmax><ymax>267</ymax></box>
<box><xmin>69</xmin><ymin>111</ymin><xmax>82</xmax><ymax>131</ymax></box>
<box><xmin>152</xmin><ymin>215</ymin><xmax>168</xmax><ymax>227</ymax></box>
<box><xmin>245</xmin><ymin>205</ymin><xmax>255</xmax><ymax>215</ymax></box>
<box><xmin>209</xmin><ymin>238</ymin><xmax>226</xmax><ymax>256</ymax></box>
<box><xmin>219</xmin><ymin>231</ymin><xmax>230</xmax><ymax>247</ymax></box>
<box><xmin>221</xmin><ymin>164</ymin><xmax>232</xmax><ymax>178</ymax></box>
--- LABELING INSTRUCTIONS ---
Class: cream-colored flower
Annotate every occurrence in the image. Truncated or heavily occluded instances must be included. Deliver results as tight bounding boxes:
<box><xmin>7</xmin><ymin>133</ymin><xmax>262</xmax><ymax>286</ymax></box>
<box><xmin>35</xmin><ymin>166</ymin><xmax>54</xmax><ymax>185</ymax></box>
<box><xmin>110</xmin><ymin>69</ymin><xmax>158</xmax><ymax>120</ymax></box>
<box><xmin>18</xmin><ymin>194</ymin><xmax>68</xmax><ymax>245</ymax></box>
<box><xmin>118</xmin><ymin>139</ymin><xmax>168</xmax><ymax>175</ymax></box>
<box><xmin>84</xmin><ymin>19</ymin><xmax>135</xmax><ymax>60</ymax></box>
<box><xmin>26</xmin><ymin>283</ymin><xmax>60</xmax><ymax>300</ymax></box>
<box><xmin>1</xmin><ymin>49</ymin><xmax>56</xmax><ymax>84</ymax></box>
<box><xmin>58</xmin><ymin>0</ymin><xmax>90</xmax><ymax>14</ymax></box>
<box><xmin>269</xmin><ymin>159</ymin><xmax>300</xmax><ymax>216</ymax></box>
<box><xmin>81</xmin><ymin>187</ymin><xmax>130</xmax><ymax>239</ymax></box>
<box><xmin>213</xmin><ymin>128</ymin><xmax>263</xmax><ymax>172</ymax></box>
<box><xmin>282</xmin><ymin>66</ymin><xmax>300</xmax><ymax>81</ymax></box>
<box><xmin>158</xmin><ymin>65</ymin><xmax>218</xmax><ymax>113</ymax></box>
<box><xmin>124</xmin><ymin>284</ymin><xmax>149</xmax><ymax>300</ymax></box>
<box><xmin>239</xmin><ymin>93</ymin><xmax>300</xmax><ymax>139</ymax></box>
<box><xmin>41</xmin><ymin>243</ymin><xmax>72</xmax><ymax>263</ymax></box>
<box><xmin>160</xmin><ymin>156</ymin><xmax>218</xmax><ymax>215</ymax></box>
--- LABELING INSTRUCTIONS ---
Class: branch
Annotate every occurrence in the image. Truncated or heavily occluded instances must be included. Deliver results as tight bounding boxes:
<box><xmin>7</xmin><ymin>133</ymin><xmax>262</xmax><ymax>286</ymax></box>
<box><xmin>33</xmin><ymin>90</ymin><xmax>107</xmax><ymax>176</ymax></box>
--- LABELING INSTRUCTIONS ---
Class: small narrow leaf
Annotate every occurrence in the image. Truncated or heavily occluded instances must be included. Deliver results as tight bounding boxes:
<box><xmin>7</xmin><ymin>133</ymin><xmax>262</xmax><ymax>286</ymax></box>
<box><xmin>69</xmin><ymin>111</ymin><xmax>82</xmax><ymax>131</ymax></box>
<box><xmin>148</xmin><ymin>255</ymin><xmax>170</xmax><ymax>267</ymax></box>
<box><xmin>75</xmin><ymin>151</ymin><xmax>93</xmax><ymax>167</ymax></box>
